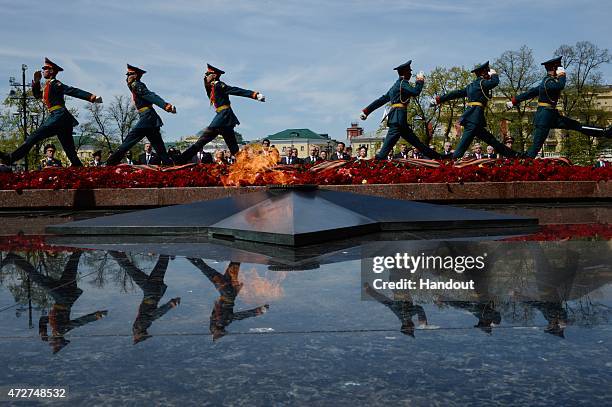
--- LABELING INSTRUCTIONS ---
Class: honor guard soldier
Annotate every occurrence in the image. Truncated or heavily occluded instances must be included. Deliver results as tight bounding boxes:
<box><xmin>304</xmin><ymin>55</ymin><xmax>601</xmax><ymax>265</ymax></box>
<box><xmin>360</xmin><ymin>60</ymin><xmax>441</xmax><ymax>160</ymax></box>
<box><xmin>430</xmin><ymin>61</ymin><xmax>521</xmax><ymax>160</ymax></box>
<box><xmin>507</xmin><ymin>56</ymin><xmax>611</xmax><ymax>158</ymax></box>
<box><xmin>106</xmin><ymin>64</ymin><xmax>176</xmax><ymax>165</ymax></box>
<box><xmin>0</xmin><ymin>58</ymin><xmax>102</xmax><ymax>167</ymax></box>
<box><xmin>176</xmin><ymin>64</ymin><xmax>265</xmax><ymax>164</ymax></box>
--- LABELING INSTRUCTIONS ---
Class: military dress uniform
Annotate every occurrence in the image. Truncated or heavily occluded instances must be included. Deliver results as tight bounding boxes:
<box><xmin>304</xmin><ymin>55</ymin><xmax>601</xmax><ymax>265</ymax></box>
<box><xmin>106</xmin><ymin>65</ymin><xmax>174</xmax><ymax>165</ymax></box>
<box><xmin>511</xmin><ymin>56</ymin><xmax>611</xmax><ymax>158</ymax></box>
<box><xmin>177</xmin><ymin>64</ymin><xmax>264</xmax><ymax>164</ymax></box>
<box><xmin>2</xmin><ymin>58</ymin><xmax>99</xmax><ymax>167</ymax></box>
<box><xmin>362</xmin><ymin>61</ymin><xmax>441</xmax><ymax>160</ymax></box>
<box><xmin>40</xmin><ymin>157</ymin><xmax>62</xmax><ymax>169</ymax></box>
<box><xmin>435</xmin><ymin>61</ymin><xmax>520</xmax><ymax>159</ymax></box>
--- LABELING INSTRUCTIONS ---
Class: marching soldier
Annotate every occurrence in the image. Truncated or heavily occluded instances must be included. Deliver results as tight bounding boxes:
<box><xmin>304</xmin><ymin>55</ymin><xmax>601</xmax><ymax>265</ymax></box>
<box><xmin>0</xmin><ymin>58</ymin><xmax>102</xmax><ymax>167</ymax></box>
<box><xmin>1</xmin><ymin>251</ymin><xmax>107</xmax><ymax>353</ymax></box>
<box><xmin>430</xmin><ymin>61</ymin><xmax>521</xmax><ymax>159</ymax></box>
<box><xmin>106</xmin><ymin>64</ymin><xmax>176</xmax><ymax>165</ymax></box>
<box><xmin>39</xmin><ymin>143</ymin><xmax>63</xmax><ymax>169</ymax></box>
<box><xmin>175</xmin><ymin>64</ymin><xmax>265</xmax><ymax>164</ymax></box>
<box><xmin>360</xmin><ymin>60</ymin><xmax>442</xmax><ymax>160</ymax></box>
<box><xmin>188</xmin><ymin>258</ymin><xmax>269</xmax><ymax>341</ymax></box>
<box><xmin>109</xmin><ymin>251</ymin><xmax>180</xmax><ymax>344</ymax></box>
<box><xmin>506</xmin><ymin>56</ymin><xmax>611</xmax><ymax>158</ymax></box>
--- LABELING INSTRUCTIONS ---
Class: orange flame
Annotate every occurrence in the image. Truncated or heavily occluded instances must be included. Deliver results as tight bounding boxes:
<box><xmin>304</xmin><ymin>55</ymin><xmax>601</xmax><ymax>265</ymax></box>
<box><xmin>238</xmin><ymin>267</ymin><xmax>287</xmax><ymax>304</ymax></box>
<box><xmin>222</xmin><ymin>145</ymin><xmax>295</xmax><ymax>186</ymax></box>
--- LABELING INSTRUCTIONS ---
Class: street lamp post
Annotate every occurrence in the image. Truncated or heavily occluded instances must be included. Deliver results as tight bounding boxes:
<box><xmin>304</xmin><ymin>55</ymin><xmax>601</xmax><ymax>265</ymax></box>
<box><xmin>9</xmin><ymin>64</ymin><xmax>32</xmax><ymax>170</ymax></box>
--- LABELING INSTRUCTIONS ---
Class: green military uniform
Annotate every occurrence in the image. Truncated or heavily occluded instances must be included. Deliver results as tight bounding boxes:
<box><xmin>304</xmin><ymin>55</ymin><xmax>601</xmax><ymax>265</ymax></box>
<box><xmin>362</xmin><ymin>60</ymin><xmax>441</xmax><ymax>160</ymax></box>
<box><xmin>512</xmin><ymin>56</ymin><xmax>611</xmax><ymax>158</ymax></box>
<box><xmin>435</xmin><ymin>61</ymin><xmax>520</xmax><ymax>159</ymax></box>
<box><xmin>1</xmin><ymin>58</ymin><xmax>98</xmax><ymax>167</ymax></box>
<box><xmin>106</xmin><ymin>64</ymin><xmax>174</xmax><ymax>165</ymax></box>
<box><xmin>177</xmin><ymin>64</ymin><xmax>264</xmax><ymax>164</ymax></box>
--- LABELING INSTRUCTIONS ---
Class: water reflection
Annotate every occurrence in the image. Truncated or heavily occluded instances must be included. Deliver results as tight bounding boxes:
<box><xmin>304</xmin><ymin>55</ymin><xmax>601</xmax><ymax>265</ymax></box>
<box><xmin>188</xmin><ymin>258</ymin><xmax>269</xmax><ymax>341</ymax></box>
<box><xmin>109</xmin><ymin>251</ymin><xmax>180</xmax><ymax>344</ymax></box>
<box><xmin>0</xmin><ymin>240</ymin><xmax>610</xmax><ymax>347</ymax></box>
<box><xmin>1</xmin><ymin>251</ymin><xmax>107</xmax><ymax>353</ymax></box>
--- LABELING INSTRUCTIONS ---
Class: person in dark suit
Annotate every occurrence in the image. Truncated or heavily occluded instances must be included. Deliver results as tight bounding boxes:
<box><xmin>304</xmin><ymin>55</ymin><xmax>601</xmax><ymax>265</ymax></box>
<box><xmin>280</xmin><ymin>148</ymin><xmax>300</xmax><ymax>164</ymax></box>
<box><xmin>191</xmin><ymin>148</ymin><xmax>213</xmax><ymax>164</ymax></box>
<box><xmin>330</xmin><ymin>142</ymin><xmax>350</xmax><ymax>160</ymax></box>
<box><xmin>188</xmin><ymin>259</ymin><xmax>269</xmax><ymax>341</ymax></box>
<box><xmin>303</xmin><ymin>146</ymin><xmax>322</xmax><ymax>165</ymax></box>
<box><xmin>594</xmin><ymin>154</ymin><xmax>608</xmax><ymax>168</ymax></box>
<box><xmin>1</xmin><ymin>251</ymin><xmax>107</xmax><ymax>353</ymax></box>
<box><xmin>109</xmin><ymin>252</ymin><xmax>180</xmax><ymax>344</ymax></box>
<box><xmin>124</xmin><ymin>150</ymin><xmax>135</xmax><ymax>165</ymax></box>
<box><xmin>431</xmin><ymin>61</ymin><xmax>521</xmax><ymax>159</ymax></box>
<box><xmin>0</xmin><ymin>157</ymin><xmax>11</xmax><ymax>173</ymax></box>
<box><xmin>0</xmin><ymin>58</ymin><xmax>102</xmax><ymax>167</ymax></box>
<box><xmin>106</xmin><ymin>64</ymin><xmax>176</xmax><ymax>165</ymax></box>
<box><xmin>485</xmin><ymin>145</ymin><xmax>497</xmax><ymax>159</ymax></box>
<box><xmin>89</xmin><ymin>150</ymin><xmax>103</xmax><ymax>167</ymax></box>
<box><xmin>394</xmin><ymin>144</ymin><xmax>410</xmax><ymax>159</ymax></box>
<box><xmin>138</xmin><ymin>142</ymin><xmax>160</xmax><ymax>165</ymax></box>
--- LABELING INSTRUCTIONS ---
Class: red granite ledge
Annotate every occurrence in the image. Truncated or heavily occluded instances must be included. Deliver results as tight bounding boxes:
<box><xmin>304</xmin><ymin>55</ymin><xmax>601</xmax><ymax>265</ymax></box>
<box><xmin>0</xmin><ymin>181</ymin><xmax>609</xmax><ymax>209</ymax></box>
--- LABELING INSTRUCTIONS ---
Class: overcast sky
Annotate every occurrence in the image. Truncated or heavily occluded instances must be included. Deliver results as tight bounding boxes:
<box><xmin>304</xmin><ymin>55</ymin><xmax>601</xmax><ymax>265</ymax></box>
<box><xmin>0</xmin><ymin>0</ymin><xmax>610</xmax><ymax>142</ymax></box>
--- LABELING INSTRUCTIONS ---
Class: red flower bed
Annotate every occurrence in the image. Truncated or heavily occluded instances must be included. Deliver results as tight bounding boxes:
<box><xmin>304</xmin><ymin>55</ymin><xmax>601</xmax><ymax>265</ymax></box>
<box><xmin>0</xmin><ymin>235</ymin><xmax>87</xmax><ymax>253</ymax></box>
<box><xmin>504</xmin><ymin>223</ymin><xmax>612</xmax><ymax>241</ymax></box>
<box><xmin>0</xmin><ymin>159</ymin><xmax>610</xmax><ymax>190</ymax></box>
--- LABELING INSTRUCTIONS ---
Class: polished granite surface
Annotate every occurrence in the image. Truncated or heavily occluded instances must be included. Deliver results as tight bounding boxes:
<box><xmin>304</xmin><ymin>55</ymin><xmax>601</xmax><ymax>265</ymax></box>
<box><xmin>0</xmin><ymin>239</ymin><xmax>610</xmax><ymax>405</ymax></box>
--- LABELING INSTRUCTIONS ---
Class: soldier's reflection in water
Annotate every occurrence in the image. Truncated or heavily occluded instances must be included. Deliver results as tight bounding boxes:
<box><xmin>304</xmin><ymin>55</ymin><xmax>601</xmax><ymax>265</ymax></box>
<box><xmin>519</xmin><ymin>243</ymin><xmax>577</xmax><ymax>338</ymax></box>
<box><xmin>435</xmin><ymin>242</ymin><xmax>501</xmax><ymax>334</ymax></box>
<box><xmin>0</xmin><ymin>251</ymin><xmax>107</xmax><ymax>353</ymax></box>
<box><xmin>109</xmin><ymin>251</ymin><xmax>180</xmax><ymax>344</ymax></box>
<box><xmin>188</xmin><ymin>258</ymin><xmax>269</xmax><ymax>341</ymax></box>
<box><xmin>363</xmin><ymin>283</ymin><xmax>427</xmax><ymax>337</ymax></box>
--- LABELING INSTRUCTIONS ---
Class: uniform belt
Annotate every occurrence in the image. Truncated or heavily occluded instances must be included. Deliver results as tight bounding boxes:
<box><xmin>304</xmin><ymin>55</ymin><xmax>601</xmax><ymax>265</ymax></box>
<box><xmin>138</xmin><ymin>106</ymin><xmax>152</xmax><ymax>113</ymax></box>
<box><xmin>467</xmin><ymin>102</ymin><xmax>484</xmax><ymax>107</ymax></box>
<box><xmin>215</xmin><ymin>104</ymin><xmax>231</xmax><ymax>113</ymax></box>
<box><xmin>538</xmin><ymin>102</ymin><xmax>556</xmax><ymax>108</ymax></box>
<box><xmin>48</xmin><ymin>105</ymin><xmax>64</xmax><ymax>112</ymax></box>
<box><xmin>390</xmin><ymin>103</ymin><xmax>407</xmax><ymax>109</ymax></box>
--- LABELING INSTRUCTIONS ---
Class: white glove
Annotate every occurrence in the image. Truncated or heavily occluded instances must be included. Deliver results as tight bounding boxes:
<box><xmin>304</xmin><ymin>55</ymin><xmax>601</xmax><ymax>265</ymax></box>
<box><xmin>429</xmin><ymin>98</ymin><xmax>438</xmax><ymax>108</ymax></box>
<box><xmin>93</xmin><ymin>95</ymin><xmax>103</xmax><ymax>103</ymax></box>
<box><xmin>416</xmin><ymin>71</ymin><xmax>425</xmax><ymax>81</ymax></box>
<box><xmin>556</xmin><ymin>66</ymin><xmax>566</xmax><ymax>76</ymax></box>
<box><xmin>359</xmin><ymin>112</ymin><xmax>367</xmax><ymax>120</ymax></box>
<box><xmin>505</xmin><ymin>101</ymin><xmax>514</xmax><ymax>109</ymax></box>
<box><xmin>256</xmin><ymin>93</ymin><xmax>266</xmax><ymax>102</ymax></box>
<box><xmin>488</xmin><ymin>69</ymin><xmax>497</xmax><ymax>76</ymax></box>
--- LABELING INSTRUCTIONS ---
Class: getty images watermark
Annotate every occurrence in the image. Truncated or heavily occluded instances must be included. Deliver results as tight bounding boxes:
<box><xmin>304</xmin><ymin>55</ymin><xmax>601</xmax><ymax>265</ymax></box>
<box><xmin>370</xmin><ymin>251</ymin><xmax>487</xmax><ymax>290</ymax></box>
<box><xmin>360</xmin><ymin>241</ymin><xmax>494</xmax><ymax>298</ymax></box>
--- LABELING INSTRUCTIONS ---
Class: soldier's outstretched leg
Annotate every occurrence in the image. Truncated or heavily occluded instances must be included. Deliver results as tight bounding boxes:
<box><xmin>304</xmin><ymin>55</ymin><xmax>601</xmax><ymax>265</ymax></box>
<box><xmin>476</xmin><ymin>127</ymin><xmax>521</xmax><ymax>158</ymax></box>
<box><xmin>374</xmin><ymin>125</ymin><xmax>401</xmax><ymax>160</ymax></box>
<box><xmin>220</xmin><ymin>128</ymin><xmax>240</xmax><ymax>156</ymax></box>
<box><xmin>177</xmin><ymin>128</ymin><xmax>218</xmax><ymax>164</ymax></box>
<box><xmin>106</xmin><ymin>128</ymin><xmax>147</xmax><ymax>165</ymax></box>
<box><xmin>452</xmin><ymin>122</ymin><xmax>478</xmax><ymax>159</ymax></box>
<box><xmin>557</xmin><ymin>115</ymin><xmax>611</xmax><ymax>139</ymax></box>
<box><xmin>3</xmin><ymin>124</ymin><xmax>54</xmax><ymax>164</ymax></box>
<box><xmin>147</xmin><ymin>128</ymin><xmax>173</xmax><ymax>165</ymax></box>
<box><xmin>526</xmin><ymin>126</ymin><xmax>550</xmax><ymax>158</ymax></box>
<box><xmin>57</xmin><ymin>126</ymin><xmax>84</xmax><ymax>166</ymax></box>
<box><xmin>400</xmin><ymin>126</ymin><xmax>442</xmax><ymax>159</ymax></box>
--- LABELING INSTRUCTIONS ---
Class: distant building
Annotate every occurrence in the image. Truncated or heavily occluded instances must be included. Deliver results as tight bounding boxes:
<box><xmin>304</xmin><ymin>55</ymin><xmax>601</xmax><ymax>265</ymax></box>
<box><xmin>176</xmin><ymin>132</ymin><xmax>246</xmax><ymax>153</ymax></box>
<box><xmin>259</xmin><ymin>129</ymin><xmax>337</xmax><ymax>158</ymax></box>
<box><xmin>349</xmin><ymin>125</ymin><xmax>386</xmax><ymax>159</ymax></box>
